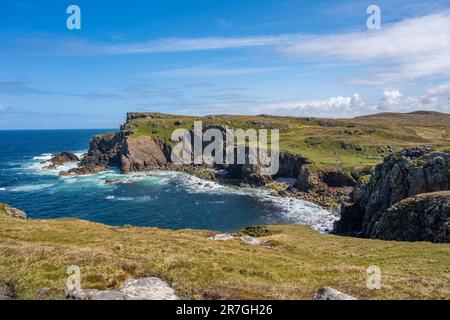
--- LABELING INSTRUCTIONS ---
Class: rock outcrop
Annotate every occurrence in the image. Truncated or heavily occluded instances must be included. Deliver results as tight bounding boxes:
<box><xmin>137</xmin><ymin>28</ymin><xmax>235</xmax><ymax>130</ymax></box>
<box><xmin>314</xmin><ymin>287</ymin><xmax>357</xmax><ymax>300</ymax></box>
<box><xmin>4</xmin><ymin>204</ymin><xmax>27</xmax><ymax>220</ymax></box>
<box><xmin>0</xmin><ymin>283</ymin><xmax>16</xmax><ymax>300</ymax></box>
<box><xmin>334</xmin><ymin>147</ymin><xmax>450</xmax><ymax>242</ymax></box>
<box><xmin>43</xmin><ymin>152</ymin><xmax>79</xmax><ymax>169</ymax></box>
<box><xmin>371</xmin><ymin>191</ymin><xmax>449</xmax><ymax>243</ymax></box>
<box><xmin>62</xmin><ymin>131</ymin><xmax>171</xmax><ymax>175</ymax></box>
<box><xmin>121</xmin><ymin>136</ymin><xmax>170</xmax><ymax>173</ymax></box>
<box><xmin>81</xmin><ymin>132</ymin><xmax>124</xmax><ymax>168</ymax></box>
<box><xmin>66</xmin><ymin>277</ymin><xmax>180</xmax><ymax>300</ymax></box>
<box><xmin>276</xmin><ymin>152</ymin><xmax>310</xmax><ymax>178</ymax></box>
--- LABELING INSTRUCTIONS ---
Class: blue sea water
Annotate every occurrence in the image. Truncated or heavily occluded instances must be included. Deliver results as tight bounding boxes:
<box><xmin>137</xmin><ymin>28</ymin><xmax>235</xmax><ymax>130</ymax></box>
<box><xmin>0</xmin><ymin>130</ymin><xmax>336</xmax><ymax>232</ymax></box>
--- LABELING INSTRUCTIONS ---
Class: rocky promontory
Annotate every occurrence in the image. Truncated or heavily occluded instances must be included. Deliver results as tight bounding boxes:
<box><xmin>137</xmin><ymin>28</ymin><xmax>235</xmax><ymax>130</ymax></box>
<box><xmin>59</xmin><ymin>113</ymin><xmax>362</xmax><ymax>209</ymax></box>
<box><xmin>334</xmin><ymin>147</ymin><xmax>450</xmax><ymax>242</ymax></box>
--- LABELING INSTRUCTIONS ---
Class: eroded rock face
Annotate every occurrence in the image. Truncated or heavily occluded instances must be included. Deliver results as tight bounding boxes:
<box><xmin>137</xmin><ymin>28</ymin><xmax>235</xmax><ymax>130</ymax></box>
<box><xmin>371</xmin><ymin>191</ymin><xmax>450</xmax><ymax>243</ymax></box>
<box><xmin>121</xmin><ymin>136</ymin><xmax>170</xmax><ymax>173</ymax></box>
<box><xmin>334</xmin><ymin>147</ymin><xmax>450</xmax><ymax>239</ymax></box>
<box><xmin>225</xmin><ymin>163</ymin><xmax>273</xmax><ymax>186</ymax></box>
<box><xmin>276</xmin><ymin>152</ymin><xmax>310</xmax><ymax>178</ymax></box>
<box><xmin>64</xmin><ymin>132</ymin><xmax>171</xmax><ymax>175</ymax></box>
<box><xmin>295</xmin><ymin>165</ymin><xmax>321</xmax><ymax>192</ymax></box>
<box><xmin>81</xmin><ymin>132</ymin><xmax>124</xmax><ymax>168</ymax></box>
<box><xmin>322</xmin><ymin>171</ymin><xmax>356</xmax><ymax>188</ymax></box>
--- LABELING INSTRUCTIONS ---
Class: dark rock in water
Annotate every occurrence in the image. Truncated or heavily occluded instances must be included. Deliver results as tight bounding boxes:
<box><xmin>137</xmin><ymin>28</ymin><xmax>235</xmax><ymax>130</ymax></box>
<box><xmin>371</xmin><ymin>191</ymin><xmax>450</xmax><ymax>243</ymax></box>
<box><xmin>48</xmin><ymin>152</ymin><xmax>79</xmax><ymax>165</ymax></box>
<box><xmin>334</xmin><ymin>147</ymin><xmax>450</xmax><ymax>241</ymax></box>
<box><xmin>43</xmin><ymin>152</ymin><xmax>79</xmax><ymax>169</ymax></box>
<box><xmin>60</xmin><ymin>165</ymin><xmax>107</xmax><ymax>176</ymax></box>
<box><xmin>4</xmin><ymin>204</ymin><xmax>27</xmax><ymax>220</ymax></box>
<box><xmin>322</xmin><ymin>171</ymin><xmax>356</xmax><ymax>188</ymax></box>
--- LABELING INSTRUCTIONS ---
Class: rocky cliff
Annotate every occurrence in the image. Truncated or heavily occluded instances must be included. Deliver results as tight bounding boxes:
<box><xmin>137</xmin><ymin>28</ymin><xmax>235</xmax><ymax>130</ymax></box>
<box><xmin>59</xmin><ymin>113</ymin><xmax>361</xmax><ymax>210</ymax></box>
<box><xmin>334</xmin><ymin>147</ymin><xmax>450</xmax><ymax>242</ymax></box>
<box><xmin>62</xmin><ymin>131</ymin><xmax>171</xmax><ymax>175</ymax></box>
<box><xmin>371</xmin><ymin>191</ymin><xmax>449</xmax><ymax>243</ymax></box>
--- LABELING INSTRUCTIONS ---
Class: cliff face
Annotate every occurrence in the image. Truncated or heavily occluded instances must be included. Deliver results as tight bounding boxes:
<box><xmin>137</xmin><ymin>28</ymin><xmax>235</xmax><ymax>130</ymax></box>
<box><xmin>371</xmin><ymin>191</ymin><xmax>450</xmax><ymax>243</ymax></box>
<box><xmin>74</xmin><ymin>131</ymin><xmax>171</xmax><ymax>174</ymax></box>
<box><xmin>81</xmin><ymin>132</ymin><xmax>124</xmax><ymax>168</ymax></box>
<box><xmin>121</xmin><ymin>135</ymin><xmax>170</xmax><ymax>173</ymax></box>
<box><xmin>334</xmin><ymin>147</ymin><xmax>450</xmax><ymax>242</ymax></box>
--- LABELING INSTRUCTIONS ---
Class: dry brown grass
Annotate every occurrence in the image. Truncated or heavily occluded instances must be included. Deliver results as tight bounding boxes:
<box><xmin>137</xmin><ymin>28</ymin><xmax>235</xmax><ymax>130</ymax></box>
<box><xmin>1</xmin><ymin>204</ymin><xmax>449</xmax><ymax>300</ymax></box>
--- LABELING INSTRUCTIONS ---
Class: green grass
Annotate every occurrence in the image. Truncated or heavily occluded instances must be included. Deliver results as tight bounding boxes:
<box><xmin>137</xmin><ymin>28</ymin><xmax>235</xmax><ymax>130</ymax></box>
<box><xmin>122</xmin><ymin>112</ymin><xmax>450</xmax><ymax>173</ymax></box>
<box><xmin>1</xmin><ymin>204</ymin><xmax>449</xmax><ymax>300</ymax></box>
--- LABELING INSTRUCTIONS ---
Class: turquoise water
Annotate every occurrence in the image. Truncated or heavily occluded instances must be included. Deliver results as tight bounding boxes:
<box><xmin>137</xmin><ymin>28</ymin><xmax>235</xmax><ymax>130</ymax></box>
<box><xmin>0</xmin><ymin>130</ymin><xmax>336</xmax><ymax>232</ymax></box>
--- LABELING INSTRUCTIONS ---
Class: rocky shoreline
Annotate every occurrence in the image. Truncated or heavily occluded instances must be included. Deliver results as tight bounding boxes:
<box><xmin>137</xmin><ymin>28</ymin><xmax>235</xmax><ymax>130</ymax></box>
<box><xmin>46</xmin><ymin>114</ymin><xmax>449</xmax><ymax>243</ymax></box>
<box><xmin>55</xmin><ymin>119</ymin><xmax>358</xmax><ymax>211</ymax></box>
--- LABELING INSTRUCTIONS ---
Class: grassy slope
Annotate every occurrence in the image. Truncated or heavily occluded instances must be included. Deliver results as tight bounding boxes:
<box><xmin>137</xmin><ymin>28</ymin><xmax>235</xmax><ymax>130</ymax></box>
<box><xmin>124</xmin><ymin>111</ymin><xmax>450</xmax><ymax>172</ymax></box>
<box><xmin>1</xmin><ymin>204</ymin><xmax>449</xmax><ymax>300</ymax></box>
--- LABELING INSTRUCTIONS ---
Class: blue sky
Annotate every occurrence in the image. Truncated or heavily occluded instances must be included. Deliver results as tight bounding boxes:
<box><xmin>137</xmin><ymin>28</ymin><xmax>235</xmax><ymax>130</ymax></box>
<box><xmin>0</xmin><ymin>0</ymin><xmax>449</xmax><ymax>129</ymax></box>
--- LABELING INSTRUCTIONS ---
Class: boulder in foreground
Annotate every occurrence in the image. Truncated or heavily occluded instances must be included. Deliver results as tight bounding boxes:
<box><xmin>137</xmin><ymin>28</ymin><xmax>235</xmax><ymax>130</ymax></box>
<box><xmin>314</xmin><ymin>287</ymin><xmax>357</xmax><ymax>300</ymax></box>
<box><xmin>66</xmin><ymin>277</ymin><xmax>180</xmax><ymax>300</ymax></box>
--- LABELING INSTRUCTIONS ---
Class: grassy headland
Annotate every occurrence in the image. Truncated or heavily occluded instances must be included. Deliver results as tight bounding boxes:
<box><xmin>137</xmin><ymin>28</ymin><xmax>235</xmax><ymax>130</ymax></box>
<box><xmin>123</xmin><ymin>111</ymin><xmax>450</xmax><ymax>173</ymax></box>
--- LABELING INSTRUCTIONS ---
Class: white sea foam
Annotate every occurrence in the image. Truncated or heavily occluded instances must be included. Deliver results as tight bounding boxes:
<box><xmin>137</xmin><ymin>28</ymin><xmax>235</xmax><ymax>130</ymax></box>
<box><xmin>115</xmin><ymin>197</ymin><xmax>135</xmax><ymax>201</ymax></box>
<box><xmin>9</xmin><ymin>183</ymin><xmax>54</xmax><ymax>192</ymax></box>
<box><xmin>0</xmin><ymin>187</ymin><xmax>5</xmax><ymax>192</ymax></box>
<box><xmin>172</xmin><ymin>171</ymin><xmax>338</xmax><ymax>233</ymax></box>
<box><xmin>16</xmin><ymin>154</ymin><xmax>338</xmax><ymax>232</ymax></box>
<box><xmin>32</xmin><ymin>153</ymin><xmax>53</xmax><ymax>161</ymax></box>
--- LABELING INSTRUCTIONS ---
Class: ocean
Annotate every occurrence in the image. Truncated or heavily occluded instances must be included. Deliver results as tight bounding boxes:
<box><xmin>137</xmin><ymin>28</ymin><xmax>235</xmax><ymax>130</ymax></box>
<box><xmin>0</xmin><ymin>129</ymin><xmax>337</xmax><ymax>232</ymax></box>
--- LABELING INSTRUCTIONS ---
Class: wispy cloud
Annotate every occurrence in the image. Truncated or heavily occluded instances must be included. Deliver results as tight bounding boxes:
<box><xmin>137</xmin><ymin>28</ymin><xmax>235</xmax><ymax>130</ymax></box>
<box><xmin>173</xmin><ymin>82</ymin><xmax>450</xmax><ymax>118</ymax></box>
<box><xmin>91</xmin><ymin>36</ymin><xmax>291</xmax><ymax>55</ymax></box>
<box><xmin>0</xmin><ymin>80</ymin><xmax>51</xmax><ymax>95</ymax></box>
<box><xmin>280</xmin><ymin>10</ymin><xmax>450</xmax><ymax>83</ymax></box>
<box><xmin>139</xmin><ymin>66</ymin><xmax>283</xmax><ymax>78</ymax></box>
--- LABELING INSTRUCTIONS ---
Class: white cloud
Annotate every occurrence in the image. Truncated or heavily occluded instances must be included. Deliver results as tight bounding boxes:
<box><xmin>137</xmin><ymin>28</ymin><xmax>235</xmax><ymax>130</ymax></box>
<box><xmin>380</xmin><ymin>90</ymin><xmax>402</xmax><ymax>107</ymax></box>
<box><xmin>11</xmin><ymin>10</ymin><xmax>450</xmax><ymax>84</ymax></box>
<box><xmin>139</xmin><ymin>66</ymin><xmax>282</xmax><ymax>78</ymax></box>
<box><xmin>178</xmin><ymin>82</ymin><xmax>450</xmax><ymax>118</ymax></box>
<box><xmin>280</xmin><ymin>10</ymin><xmax>450</xmax><ymax>82</ymax></box>
<box><xmin>101</xmin><ymin>36</ymin><xmax>291</xmax><ymax>55</ymax></box>
<box><xmin>426</xmin><ymin>81</ymin><xmax>450</xmax><ymax>97</ymax></box>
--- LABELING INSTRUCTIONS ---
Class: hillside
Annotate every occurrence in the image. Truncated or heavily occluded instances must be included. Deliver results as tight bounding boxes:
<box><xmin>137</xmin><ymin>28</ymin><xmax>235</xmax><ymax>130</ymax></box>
<box><xmin>123</xmin><ymin>111</ymin><xmax>450</xmax><ymax>172</ymax></box>
<box><xmin>0</xmin><ymin>203</ymin><xmax>449</xmax><ymax>300</ymax></box>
